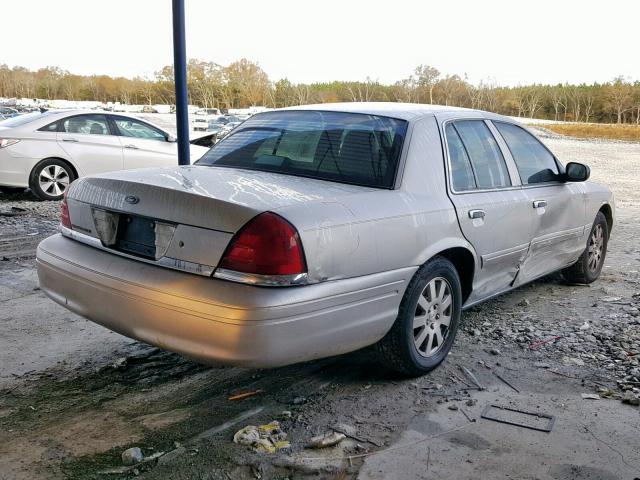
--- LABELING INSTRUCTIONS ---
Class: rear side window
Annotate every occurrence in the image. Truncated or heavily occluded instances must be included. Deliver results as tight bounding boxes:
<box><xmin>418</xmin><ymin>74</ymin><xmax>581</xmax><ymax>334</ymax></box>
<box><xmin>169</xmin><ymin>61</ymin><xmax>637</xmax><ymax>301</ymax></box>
<box><xmin>61</xmin><ymin>115</ymin><xmax>110</xmax><ymax>135</ymax></box>
<box><xmin>453</xmin><ymin>120</ymin><xmax>511</xmax><ymax>189</ymax></box>
<box><xmin>445</xmin><ymin>124</ymin><xmax>476</xmax><ymax>191</ymax></box>
<box><xmin>494</xmin><ymin>122</ymin><xmax>559</xmax><ymax>184</ymax></box>
<box><xmin>197</xmin><ymin>110</ymin><xmax>408</xmax><ymax>189</ymax></box>
<box><xmin>38</xmin><ymin>121</ymin><xmax>59</xmax><ymax>132</ymax></box>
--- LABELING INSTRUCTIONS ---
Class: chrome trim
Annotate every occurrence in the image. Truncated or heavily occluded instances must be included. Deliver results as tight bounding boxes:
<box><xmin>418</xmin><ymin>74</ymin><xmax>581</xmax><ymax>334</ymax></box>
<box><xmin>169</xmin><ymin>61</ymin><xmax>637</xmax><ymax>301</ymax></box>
<box><xmin>59</xmin><ymin>225</ymin><xmax>215</xmax><ymax>277</ymax></box>
<box><xmin>213</xmin><ymin>268</ymin><xmax>309</xmax><ymax>287</ymax></box>
<box><xmin>482</xmin><ymin>243</ymin><xmax>529</xmax><ymax>264</ymax></box>
<box><xmin>530</xmin><ymin>226</ymin><xmax>584</xmax><ymax>249</ymax></box>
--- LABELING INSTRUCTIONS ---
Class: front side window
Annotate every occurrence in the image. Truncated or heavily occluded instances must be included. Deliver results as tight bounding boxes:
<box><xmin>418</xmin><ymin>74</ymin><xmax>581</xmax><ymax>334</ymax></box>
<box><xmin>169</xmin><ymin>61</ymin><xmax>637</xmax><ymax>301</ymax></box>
<box><xmin>494</xmin><ymin>122</ymin><xmax>559</xmax><ymax>184</ymax></box>
<box><xmin>62</xmin><ymin>115</ymin><xmax>110</xmax><ymax>135</ymax></box>
<box><xmin>114</xmin><ymin>117</ymin><xmax>167</xmax><ymax>141</ymax></box>
<box><xmin>445</xmin><ymin>123</ymin><xmax>476</xmax><ymax>191</ymax></box>
<box><xmin>197</xmin><ymin>110</ymin><xmax>408</xmax><ymax>189</ymax></box>
<box><xmin>453</xmin><ymin>120</ymin><xmax>511</xmax><ymax>189</ymax></box>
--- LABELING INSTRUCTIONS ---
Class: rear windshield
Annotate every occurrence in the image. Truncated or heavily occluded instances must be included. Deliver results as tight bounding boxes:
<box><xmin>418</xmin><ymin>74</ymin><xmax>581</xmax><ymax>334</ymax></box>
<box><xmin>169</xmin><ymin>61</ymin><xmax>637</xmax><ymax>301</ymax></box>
<box><xmin>196</xmin><ymin>110</ymin><xmax>408</xmax><ymax>188</ymax></box>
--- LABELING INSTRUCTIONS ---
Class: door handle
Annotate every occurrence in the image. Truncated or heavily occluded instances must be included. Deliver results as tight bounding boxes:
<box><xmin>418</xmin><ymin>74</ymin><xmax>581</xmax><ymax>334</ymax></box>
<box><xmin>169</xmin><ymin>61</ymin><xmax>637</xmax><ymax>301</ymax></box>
<box><xmin>62</xmin><ymin>138</ymin><xmax>78</xmax><ymax>142</ymax></box>
<box><xmin>468</xmin><ymin>209</ymin><xmax>486</xmax><ymax>219</ymax></box>
<box><xmin>124</xmin><ymin>144</ymin><xmax>139</xmax><ymax>149</ymax></box>
<box><xmin>533</xmin><ymin>200</ymin><xmax>547</xmax><ymax>209</ymax></box>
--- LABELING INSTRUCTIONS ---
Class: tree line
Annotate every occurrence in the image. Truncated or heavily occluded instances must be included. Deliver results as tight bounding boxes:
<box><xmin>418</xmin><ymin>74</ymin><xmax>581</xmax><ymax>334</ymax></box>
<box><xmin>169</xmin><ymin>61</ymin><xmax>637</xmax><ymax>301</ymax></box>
<box><xmin>1</xmin><ymin>60</ymin><xmax>639</xmax><ymax>124</ymax></box>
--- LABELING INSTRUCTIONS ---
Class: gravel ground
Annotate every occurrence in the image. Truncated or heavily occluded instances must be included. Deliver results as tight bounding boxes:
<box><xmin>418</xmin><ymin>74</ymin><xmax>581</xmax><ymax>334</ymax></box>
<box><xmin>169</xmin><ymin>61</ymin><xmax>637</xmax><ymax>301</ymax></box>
<box><xmin>1</xmin><ymin>132</ymin><xmax>639</xmax><ymax>479</ymax></box>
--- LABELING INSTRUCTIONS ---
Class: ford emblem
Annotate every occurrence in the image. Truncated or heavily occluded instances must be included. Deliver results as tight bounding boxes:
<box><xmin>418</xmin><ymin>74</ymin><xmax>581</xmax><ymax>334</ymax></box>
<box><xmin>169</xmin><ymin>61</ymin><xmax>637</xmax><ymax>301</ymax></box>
<box><xmin>125</xmin><ymin>195</ymin><xmax>140</xmax><ymax>205</ymax></box>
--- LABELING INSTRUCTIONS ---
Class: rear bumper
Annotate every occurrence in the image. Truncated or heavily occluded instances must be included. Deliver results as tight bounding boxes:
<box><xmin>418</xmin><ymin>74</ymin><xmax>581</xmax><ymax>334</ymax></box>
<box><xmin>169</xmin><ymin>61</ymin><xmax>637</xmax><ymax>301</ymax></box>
<box><xmin>0</xmin><ymin>149</ymin><xmax>35</xmax><ymax>187</ymax></box>
<box><xmin>36</xmin><ymin>234</ymin><xmax>414</xmax><ymax>367</ymax></box>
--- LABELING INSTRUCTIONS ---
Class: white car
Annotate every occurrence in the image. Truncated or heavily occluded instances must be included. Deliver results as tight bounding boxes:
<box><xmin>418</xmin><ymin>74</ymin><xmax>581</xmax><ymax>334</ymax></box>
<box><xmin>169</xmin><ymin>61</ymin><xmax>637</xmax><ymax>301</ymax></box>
<box><xmin>0</xmin><ymin>110</ymin><xmax>210</xmax><ymax>200</ymax></box>
<box><xmin>191</xmin><ymin>109</ymin><xmax>221</xmax><ymax>132</ymax></box>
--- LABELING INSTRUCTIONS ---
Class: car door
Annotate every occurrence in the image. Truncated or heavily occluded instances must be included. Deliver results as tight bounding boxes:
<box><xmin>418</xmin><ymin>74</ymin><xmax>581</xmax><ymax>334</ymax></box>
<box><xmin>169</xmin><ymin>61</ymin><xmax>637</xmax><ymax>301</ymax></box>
<box><xmin>111</xmin><ymin>116</ymin><xmax>179</xmax><ymax>169</ymax></box>
<box><xmin>56</xmin><ymin>114</ymin><xmax>124</xmax><ymax>175</ymax></box>
<box><xmin>443</xmin><ymin>119</ymin><xmax>534</xmax><ymax>303</ymax></box>
<box><xmin>491</xmin><ymin>121</ymin><xmax>587</xmax><ymax>281</ymax></box>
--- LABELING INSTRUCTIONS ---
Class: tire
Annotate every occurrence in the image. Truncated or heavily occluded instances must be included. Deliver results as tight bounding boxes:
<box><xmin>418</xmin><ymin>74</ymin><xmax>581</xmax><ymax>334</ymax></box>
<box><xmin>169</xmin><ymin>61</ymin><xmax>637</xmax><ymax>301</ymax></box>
<box><xmin>377</xmin><ymin>256</ymin><xmax>462</xmax><ymax>376</ymax></box>
<box><xmin>29</xmin><ymin>159</ymin><xmax>75</xmax><ymax>201</ymax></box>
<box><xmin>562</xmin><ymin>212</ymin><xmax>609</xmax><ymax>284</ymax></box>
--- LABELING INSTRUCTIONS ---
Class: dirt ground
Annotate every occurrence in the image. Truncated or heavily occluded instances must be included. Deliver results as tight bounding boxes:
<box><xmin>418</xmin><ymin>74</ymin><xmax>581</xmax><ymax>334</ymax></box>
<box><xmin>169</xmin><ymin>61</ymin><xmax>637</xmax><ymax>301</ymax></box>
<box><xmin>1</xmin><ymin>131</ymin><xmax>639</xmax><ymax>480</ymax></box>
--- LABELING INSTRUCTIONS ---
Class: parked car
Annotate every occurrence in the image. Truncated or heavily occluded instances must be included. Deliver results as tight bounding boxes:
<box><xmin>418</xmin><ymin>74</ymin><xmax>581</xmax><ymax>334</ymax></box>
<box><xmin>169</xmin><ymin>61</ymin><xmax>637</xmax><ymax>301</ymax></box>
<box><xmin>192</xmin><ymin>116</ymin><xmax>211</xmax><ymax>132</ymax></box>
<box><xmin>205</xmin><ymin>115</ymin><xmax>243</xmax><ymax>141</ymax></box>
<box><xmin>0</xmin><ymin>110</ymin><xmax>210</xmax><ymax>200</ymax></box>
<box><xmin>194</xmin><ymin>108</ymin><xmax>221</xmax><ymax>116</ymax></box>
<box><xmin>36</xmin><ymin>103</ymin><xmax>614</xmax><ymax>375</ymax></box>
<box><xmin>191</xmin><ymin>109</ymin><xmax>222</xmax><ymax>131</ymax></box>
<box><xmin>0</xmin><ymin>106</ymin><xmax>19</xmax><ymax>118</ymax></box>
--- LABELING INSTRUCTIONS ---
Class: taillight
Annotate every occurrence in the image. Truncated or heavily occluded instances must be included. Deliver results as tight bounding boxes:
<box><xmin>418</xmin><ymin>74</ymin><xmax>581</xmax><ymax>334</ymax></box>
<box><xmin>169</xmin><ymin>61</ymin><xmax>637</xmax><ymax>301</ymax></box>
<box><xmin>215</xmin><ymin>212</ymin><xmax>307</xmax><ymax>285</ymax></box>
<box><xmin>60</xmin><ymin>189</ymin><xmax>72</xmax><ymax>229</ymax></box>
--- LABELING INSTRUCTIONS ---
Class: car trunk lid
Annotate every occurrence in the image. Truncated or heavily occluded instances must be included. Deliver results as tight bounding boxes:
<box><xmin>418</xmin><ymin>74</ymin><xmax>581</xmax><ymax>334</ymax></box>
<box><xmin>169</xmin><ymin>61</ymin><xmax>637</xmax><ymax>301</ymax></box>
<box><xmin>65</xmin><ymin>165</ymin><xmax>375</xmax><ymax>273</ymax></box>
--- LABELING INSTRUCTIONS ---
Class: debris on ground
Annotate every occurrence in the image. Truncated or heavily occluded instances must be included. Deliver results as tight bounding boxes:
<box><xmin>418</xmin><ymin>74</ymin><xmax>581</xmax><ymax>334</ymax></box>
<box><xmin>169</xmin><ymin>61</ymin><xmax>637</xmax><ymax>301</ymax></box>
<box><xmin>121</xmin><ymin>447</ymin><xmax>144</xmax><ymax>466</ymax></box>
<box><xmin>460</xmin><ymin>366</ymin><xmax>484</xmax><ymax>390</ymax></box>
<box><xmin>621</xmin><ymin>392</ymin><xmax>640</xmax><ymax>406</ymax></box>
<box><xmin>480</xmin><ymin>404</ymin><xmax>555</xmax><ymax>433</ymax></box>
<box><xmin>228</xmin><ymin>389</ymin><xmax>264</xmax><ymax>401</ymax></box>
<box><xmin>233</xmin><ymin>421</ymin><xmax>290</xmax><ymax>453</ymax></box>
<box><xmin>0</xmin><ymin>206</ymin><xmax>28</xmax><ymax>217</ymax></box>
<box><xmin>528</xmin><ymin>336</ymin><xmax>562</xmax><ymax>350</ymax></box>
<box><xmin>581</xmin><ymin>393</ymin><xmax>601</xmax><ymax>400</ymax></box>
<box><xmin>492</xmin><ymin>370</ymin><xmax>520</xmax><ymax>393</ymax></box>
<box><xmin>112</xmin><ymin>357</ymin><xmax>128</xmax><ymax>370</ymax></box>
<box><xmin>330</xmin><ymin>423</ymin><xmax>383</xmax><ymax>447</ymax></box>
<box><xmin>307</xmin><ymin>431</ymin><xmax>347</xmax><ymax>449</ymax></box>
<box><xmin>459</xmin><ymin>407</ymin><xmax>475</xmax><ymax>423</ymax></box>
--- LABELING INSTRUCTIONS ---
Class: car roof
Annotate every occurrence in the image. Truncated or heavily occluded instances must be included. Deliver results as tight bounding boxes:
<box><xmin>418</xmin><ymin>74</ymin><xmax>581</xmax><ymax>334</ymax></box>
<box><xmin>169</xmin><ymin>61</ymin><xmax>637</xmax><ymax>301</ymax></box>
<box><xmin>278</xmin><ymin>102</ymin><xmax>510</xmax><ymax>122</ymax></box>
<box><xmin>1</xmin><ymin>109</ymin><xmax>168</xmax><ymax>133</ymax></box>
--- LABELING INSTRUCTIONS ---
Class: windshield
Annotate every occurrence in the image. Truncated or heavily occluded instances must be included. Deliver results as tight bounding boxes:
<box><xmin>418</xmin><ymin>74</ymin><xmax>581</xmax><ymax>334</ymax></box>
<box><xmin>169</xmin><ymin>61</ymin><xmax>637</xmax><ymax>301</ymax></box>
<box><xmin>197</xmin><ymin>110</ymin><xmax>408</xmax><ymax>188</ymax></box>
<box><xmin>0</xmin><ymin>111</ymin><xmax>53</xmax><ymax>128</ymax></box>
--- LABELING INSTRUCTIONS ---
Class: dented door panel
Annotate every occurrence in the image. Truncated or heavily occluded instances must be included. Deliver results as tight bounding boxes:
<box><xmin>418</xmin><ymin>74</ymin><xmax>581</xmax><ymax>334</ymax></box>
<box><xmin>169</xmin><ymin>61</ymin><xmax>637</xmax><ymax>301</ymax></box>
<box><xmin>447</xmin><ymin>188</ymin><xmax>534</xmax><ymax>302</ymax></box>
<box><xmin>519</xmin><ymin>182</ymin><xmax>587</xmax><ymax>282</ymax></box>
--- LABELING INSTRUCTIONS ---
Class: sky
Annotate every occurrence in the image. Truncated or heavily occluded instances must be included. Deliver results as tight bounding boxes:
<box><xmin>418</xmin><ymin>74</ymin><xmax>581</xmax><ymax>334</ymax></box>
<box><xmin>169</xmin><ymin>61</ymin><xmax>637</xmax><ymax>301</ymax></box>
<box><xmin>3</xmin><ymin>0</ymin><xmax>639</xmax><ymax>86</ymax></box>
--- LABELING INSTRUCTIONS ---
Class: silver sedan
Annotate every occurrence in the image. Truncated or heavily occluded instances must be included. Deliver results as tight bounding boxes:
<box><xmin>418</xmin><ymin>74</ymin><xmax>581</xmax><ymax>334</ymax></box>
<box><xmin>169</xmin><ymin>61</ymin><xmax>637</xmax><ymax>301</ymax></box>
<box><xmin>36</xmin><ymin>103</ymin><xmax>614</xmax><ymax>375</ymax></box>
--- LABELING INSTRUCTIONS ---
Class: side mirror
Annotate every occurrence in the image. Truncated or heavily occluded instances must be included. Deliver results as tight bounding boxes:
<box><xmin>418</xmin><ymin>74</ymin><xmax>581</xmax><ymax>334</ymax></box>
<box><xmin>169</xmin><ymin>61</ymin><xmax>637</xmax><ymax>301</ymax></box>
<box><xmin>564</xmin><ymin>162</ymin><xmax>590</xmax><ymax>182</ymax></box>
<box><xmin>167</xmin><ymin>134</ymin><xmax>177</xmax><ymax>143</ymax></box>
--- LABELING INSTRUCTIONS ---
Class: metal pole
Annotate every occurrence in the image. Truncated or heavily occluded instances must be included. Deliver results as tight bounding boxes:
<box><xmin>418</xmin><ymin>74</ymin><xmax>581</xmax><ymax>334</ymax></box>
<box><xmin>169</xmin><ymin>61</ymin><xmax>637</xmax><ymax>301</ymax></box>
<box><xmin>172</xmin><ymin>0</ymin><xmax>190</xmax><ymax>165</ymax></box>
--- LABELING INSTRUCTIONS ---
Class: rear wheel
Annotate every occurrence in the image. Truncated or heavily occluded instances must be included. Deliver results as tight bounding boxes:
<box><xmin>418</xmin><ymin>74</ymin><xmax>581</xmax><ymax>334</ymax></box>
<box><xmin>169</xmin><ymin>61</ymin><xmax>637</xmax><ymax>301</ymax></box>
<box><xmin>29</xmin><ymin>159</ymin><xmax>75</xmax><ymax>201</ymax></box>
<box><xmin>377</xmin><ymin>257</ymin><xmax>462</xmax><ymax>376</ymax></box>
<box><xmin>562</xmin><ymin>212</ymin><xmax>609</xmax><ymax>284</ymax></box>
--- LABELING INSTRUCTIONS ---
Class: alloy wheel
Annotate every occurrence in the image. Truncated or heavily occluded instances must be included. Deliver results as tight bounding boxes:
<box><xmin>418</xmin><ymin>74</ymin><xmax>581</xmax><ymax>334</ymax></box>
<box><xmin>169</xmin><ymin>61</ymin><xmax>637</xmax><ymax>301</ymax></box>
<box><xmin>587</xmin><ymin>224</ymin><xmax>604</xmax><ymax>272</ymax></box>
<box><xmin>38</xmin><ymin>165</ymin><xmax>70</xmax><ymax>198</ymax></box>
<box><xmin>413</xmin><ymin>277</ymin><xmax>453</xmax><ymax>357</ymax></box>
